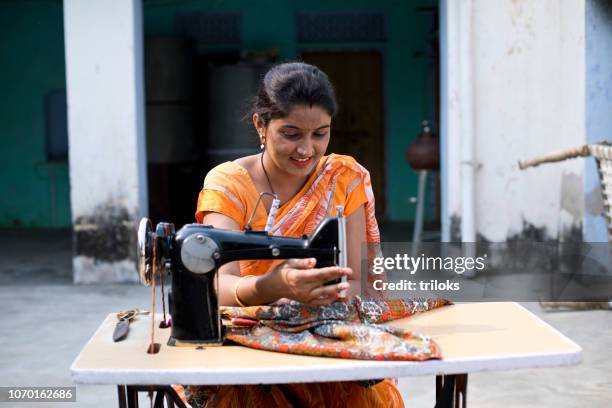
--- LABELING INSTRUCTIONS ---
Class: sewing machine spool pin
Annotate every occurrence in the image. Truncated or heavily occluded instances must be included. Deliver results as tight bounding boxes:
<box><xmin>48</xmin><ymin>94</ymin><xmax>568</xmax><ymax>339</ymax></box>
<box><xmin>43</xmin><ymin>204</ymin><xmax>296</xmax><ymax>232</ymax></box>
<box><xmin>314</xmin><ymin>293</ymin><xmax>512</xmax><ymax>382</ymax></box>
<box><xmin>137</xmin><ymin>215</ymin><xmax>344</xmax><ymax>347</ymax></box>
<box><xmin>335</xmin><ymin>206</ymin><xmax>348</xmax><ymax>298</ymax></box>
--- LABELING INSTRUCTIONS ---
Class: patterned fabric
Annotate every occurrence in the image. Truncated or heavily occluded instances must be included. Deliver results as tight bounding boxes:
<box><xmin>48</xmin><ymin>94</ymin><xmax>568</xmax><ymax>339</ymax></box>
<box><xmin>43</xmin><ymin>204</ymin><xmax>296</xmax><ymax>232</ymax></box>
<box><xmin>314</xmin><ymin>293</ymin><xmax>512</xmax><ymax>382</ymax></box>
<box><xmin>221</xmin><ymin>297</ymin><xmax>450</xmax><ymax>361</ymax></box>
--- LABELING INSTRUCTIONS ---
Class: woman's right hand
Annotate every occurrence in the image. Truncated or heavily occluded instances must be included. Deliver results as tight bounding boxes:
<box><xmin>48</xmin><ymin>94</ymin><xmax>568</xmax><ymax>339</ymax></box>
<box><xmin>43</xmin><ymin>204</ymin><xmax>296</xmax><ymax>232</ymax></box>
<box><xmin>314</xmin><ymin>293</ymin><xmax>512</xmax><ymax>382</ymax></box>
<box><xmin>267</xmin><ymin>258</ymin><xmax>352</xmax><ymax>306</ymax></box>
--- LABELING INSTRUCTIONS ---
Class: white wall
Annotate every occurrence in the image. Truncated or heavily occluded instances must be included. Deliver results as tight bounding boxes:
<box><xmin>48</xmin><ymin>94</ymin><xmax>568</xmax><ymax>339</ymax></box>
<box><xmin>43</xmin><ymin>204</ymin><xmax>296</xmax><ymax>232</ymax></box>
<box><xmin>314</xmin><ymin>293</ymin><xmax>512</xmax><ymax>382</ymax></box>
<box><xmin>443</xmin><ymin>0</ymin><xmax>586</xmax><ymax>242</ymax></box>
<box><xmin>64</xmin><ymin>0</ymin><xmax>147</xmax><ymax>282</ymax></box>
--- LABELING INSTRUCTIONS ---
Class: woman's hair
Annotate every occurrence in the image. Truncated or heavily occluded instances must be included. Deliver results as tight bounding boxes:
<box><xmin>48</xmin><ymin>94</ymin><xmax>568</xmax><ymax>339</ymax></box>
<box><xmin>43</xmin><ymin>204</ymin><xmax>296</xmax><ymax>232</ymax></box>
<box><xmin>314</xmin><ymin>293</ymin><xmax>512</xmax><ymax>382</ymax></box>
<box><xmin>250</xmin><ymin>62</ymin><xmax>338</xmax><ymax>127</ymax></box>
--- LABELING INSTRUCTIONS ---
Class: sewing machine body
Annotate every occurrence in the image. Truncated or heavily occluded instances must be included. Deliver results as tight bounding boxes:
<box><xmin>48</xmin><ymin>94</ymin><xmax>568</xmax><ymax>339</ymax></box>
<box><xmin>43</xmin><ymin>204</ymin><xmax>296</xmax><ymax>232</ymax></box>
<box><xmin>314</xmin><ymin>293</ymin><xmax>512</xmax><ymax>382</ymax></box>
<box><xmin>138</xmin><ymin>216</ymin><xmax>341</xmax><ymax>346</ymax></box>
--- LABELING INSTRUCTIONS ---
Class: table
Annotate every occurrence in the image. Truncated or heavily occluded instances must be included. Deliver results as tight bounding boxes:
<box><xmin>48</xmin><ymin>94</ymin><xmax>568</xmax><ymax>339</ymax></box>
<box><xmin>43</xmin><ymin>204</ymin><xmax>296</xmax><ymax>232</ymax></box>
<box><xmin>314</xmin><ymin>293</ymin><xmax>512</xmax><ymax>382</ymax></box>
<box><xmin>71</xmin><ymin>302</ymin><xmax>582</xmax><ymax>407</ymax></box>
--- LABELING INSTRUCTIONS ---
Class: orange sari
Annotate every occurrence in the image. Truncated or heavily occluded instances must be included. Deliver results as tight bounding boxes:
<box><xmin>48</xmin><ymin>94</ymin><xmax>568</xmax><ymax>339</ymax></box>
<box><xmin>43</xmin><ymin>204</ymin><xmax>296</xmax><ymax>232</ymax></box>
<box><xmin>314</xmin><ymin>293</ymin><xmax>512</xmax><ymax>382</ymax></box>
<box><xmin>196</xmin><ymin>153</ymin><xmax>380</xmax><ymax>277</ymax></box>
<box><xmin>189</xmin><ymin>154</ymin><xmax>403</xmax><ymax>408</ymax></box>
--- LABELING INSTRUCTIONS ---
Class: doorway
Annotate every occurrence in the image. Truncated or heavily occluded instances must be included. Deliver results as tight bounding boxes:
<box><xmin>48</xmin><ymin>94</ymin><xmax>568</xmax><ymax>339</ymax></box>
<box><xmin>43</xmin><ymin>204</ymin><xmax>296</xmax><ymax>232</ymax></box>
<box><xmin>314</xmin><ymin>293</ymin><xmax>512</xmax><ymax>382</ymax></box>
<box><xmin>301</xmin><ymin>51</ymin><xmax>386</xmax><ymax>216</ymax></box>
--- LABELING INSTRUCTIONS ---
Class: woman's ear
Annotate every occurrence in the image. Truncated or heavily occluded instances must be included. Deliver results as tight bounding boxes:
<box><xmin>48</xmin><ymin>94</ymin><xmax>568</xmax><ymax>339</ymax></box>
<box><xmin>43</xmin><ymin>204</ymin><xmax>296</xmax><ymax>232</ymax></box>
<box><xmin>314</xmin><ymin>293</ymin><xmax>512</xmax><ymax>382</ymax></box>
<box><xmin>252</xmin><ymin>113</ymin><xmax>264</xmax><ymax>136</ymax></box>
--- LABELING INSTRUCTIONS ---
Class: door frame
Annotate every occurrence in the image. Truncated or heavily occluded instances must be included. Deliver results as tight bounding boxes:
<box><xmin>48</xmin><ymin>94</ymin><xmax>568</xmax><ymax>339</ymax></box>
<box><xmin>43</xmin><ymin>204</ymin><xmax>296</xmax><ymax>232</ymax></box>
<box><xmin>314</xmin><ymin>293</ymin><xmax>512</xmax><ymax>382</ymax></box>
<box><xmin>298</xmin><ymin>46</ymin><xmax>389</xmax><ymax>218</ymax></box>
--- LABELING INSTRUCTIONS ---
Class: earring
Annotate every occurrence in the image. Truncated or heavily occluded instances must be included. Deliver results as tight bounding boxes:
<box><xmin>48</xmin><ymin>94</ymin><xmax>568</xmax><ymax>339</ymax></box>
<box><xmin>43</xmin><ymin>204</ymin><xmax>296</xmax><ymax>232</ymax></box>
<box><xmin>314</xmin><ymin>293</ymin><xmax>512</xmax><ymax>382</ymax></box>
<box><xmin>260</xmin><ymin>143</ymin><xmax>265</xmax><ymax>150</ymax></box>
<box><xmin>260</xmin><ymin>134</ymin><xmax>265</xmax><ymax>150</ymax></box>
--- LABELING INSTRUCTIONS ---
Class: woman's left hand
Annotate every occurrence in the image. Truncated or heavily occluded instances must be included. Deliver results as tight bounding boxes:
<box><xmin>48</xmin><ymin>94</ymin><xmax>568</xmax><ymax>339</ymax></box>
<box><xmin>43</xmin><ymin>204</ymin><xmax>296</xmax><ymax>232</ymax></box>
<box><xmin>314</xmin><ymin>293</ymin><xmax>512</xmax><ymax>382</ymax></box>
<box><xmin>261</xmin><ymin>257</ymin><xmax>351</xmax><ymax>306</ymax></box>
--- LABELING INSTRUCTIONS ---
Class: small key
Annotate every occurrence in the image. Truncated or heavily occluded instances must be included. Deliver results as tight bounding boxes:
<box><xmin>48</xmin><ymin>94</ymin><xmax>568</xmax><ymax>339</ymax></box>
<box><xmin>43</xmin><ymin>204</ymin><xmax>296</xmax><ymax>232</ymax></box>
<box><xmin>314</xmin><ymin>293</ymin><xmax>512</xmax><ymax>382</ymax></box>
<box><xmin>113</xmin><ymin>309</ymin><xmax>149</xmax><ymax>342</ymax></box>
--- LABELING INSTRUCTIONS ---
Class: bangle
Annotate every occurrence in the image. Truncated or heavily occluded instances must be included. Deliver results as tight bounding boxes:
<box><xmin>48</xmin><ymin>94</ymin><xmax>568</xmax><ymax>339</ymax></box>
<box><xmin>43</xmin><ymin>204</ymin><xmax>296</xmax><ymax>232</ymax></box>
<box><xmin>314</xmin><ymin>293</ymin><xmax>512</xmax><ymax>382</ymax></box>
<box><xmin>234</xmin><ymin>275</ymin><xmax>257</xmax><ymax>307</ymax></box>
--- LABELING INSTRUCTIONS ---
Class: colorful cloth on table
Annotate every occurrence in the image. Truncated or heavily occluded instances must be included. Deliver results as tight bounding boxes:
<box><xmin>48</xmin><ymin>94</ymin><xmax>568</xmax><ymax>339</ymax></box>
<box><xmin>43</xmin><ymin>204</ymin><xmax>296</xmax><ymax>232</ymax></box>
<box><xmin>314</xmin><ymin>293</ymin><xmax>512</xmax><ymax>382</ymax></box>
<box><xmin>221</xmin><ymin>297</ymin><xmax>451</xmax><ymax>361</ymax></box>
<box><xmin>196</xmin><ymin>154</ymin><xmax>382</xmax><ymax>296</ymax></box>
<box><xmin>175</xmin><ymin>297</ymin><xmax>450</xmax><ymax>408</ymax></box>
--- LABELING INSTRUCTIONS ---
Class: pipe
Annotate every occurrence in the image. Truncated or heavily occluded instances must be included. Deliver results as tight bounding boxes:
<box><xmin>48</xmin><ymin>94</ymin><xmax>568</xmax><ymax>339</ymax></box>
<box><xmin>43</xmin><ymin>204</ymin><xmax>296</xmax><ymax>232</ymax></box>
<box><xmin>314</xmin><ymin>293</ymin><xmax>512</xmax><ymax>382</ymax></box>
<box><xmin>440</xmin><ymin>0</ymin><xmax>450</xmax><ymax>242</ymax></box>
<box><xmin>459</xmin><ymin>0</ymin><xmax>476</xmax><ymax>243</ymax></box>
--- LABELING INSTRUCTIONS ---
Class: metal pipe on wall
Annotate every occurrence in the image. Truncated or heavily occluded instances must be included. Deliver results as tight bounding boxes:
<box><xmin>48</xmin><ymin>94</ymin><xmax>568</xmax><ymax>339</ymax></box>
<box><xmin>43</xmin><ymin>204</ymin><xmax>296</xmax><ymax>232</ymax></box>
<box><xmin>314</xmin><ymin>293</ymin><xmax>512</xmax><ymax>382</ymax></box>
<box><xmin>459</xmin><ymin>0</ymin><xmax>476</xmax><ymax>243</ymax></box>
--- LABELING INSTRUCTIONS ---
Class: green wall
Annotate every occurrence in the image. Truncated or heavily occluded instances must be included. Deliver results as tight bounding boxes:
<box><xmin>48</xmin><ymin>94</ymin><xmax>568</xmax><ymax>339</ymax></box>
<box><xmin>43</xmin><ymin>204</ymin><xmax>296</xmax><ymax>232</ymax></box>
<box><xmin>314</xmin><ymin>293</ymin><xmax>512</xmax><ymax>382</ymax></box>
<box><xmin>0</xmin><ymin>0</ymin><xmax>435</xmax><ymax>227</ymax></box>
<box><xmin>0</xmin><ymin>2</ymin><xmax>70</xmax><ymax>227</ymax></box>
<box><xmin>144</xmin><ymin>0</ymin><xmax>436</xmax><ymax>220</ymax></box>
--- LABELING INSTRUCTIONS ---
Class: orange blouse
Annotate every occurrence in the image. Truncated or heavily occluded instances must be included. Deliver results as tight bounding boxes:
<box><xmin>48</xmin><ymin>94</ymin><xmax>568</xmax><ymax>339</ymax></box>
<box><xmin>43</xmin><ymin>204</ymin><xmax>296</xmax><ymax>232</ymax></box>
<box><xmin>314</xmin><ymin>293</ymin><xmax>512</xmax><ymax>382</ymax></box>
<box><xmin>187</xmin><ymin>154</ymin><xmax>403</xmax><ymax>408</ymax></box>
<box><xmin>195</xmin><ymin>153</ymin><xmax>380</xmax><ymax>277</ymax></box>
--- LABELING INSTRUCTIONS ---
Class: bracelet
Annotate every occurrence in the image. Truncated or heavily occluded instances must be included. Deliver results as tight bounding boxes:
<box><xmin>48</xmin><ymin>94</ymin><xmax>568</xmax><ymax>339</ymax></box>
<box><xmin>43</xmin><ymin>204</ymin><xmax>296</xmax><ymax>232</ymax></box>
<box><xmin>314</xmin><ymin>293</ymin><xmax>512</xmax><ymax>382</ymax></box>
<box><xmin>234</xmin><ymin>275</ymin><xmax>257</xmax><ymax>307</ymax></box>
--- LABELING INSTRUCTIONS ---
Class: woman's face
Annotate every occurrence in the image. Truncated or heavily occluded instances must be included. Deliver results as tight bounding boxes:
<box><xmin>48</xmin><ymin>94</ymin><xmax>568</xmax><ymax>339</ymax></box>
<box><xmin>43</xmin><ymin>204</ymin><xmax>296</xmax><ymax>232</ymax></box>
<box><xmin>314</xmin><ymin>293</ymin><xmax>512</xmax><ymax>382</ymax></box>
<box><xmin>257</xmin><ymin>105</ymin><xmax>332</xmax><ymax>178</ymax></box>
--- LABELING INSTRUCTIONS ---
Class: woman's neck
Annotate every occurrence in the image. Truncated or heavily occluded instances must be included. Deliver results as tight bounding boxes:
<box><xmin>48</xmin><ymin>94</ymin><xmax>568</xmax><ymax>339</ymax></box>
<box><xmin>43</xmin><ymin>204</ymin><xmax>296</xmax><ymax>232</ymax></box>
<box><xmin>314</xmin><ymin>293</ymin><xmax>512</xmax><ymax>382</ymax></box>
<box><xmin>261</xmin><ymin>153</ymin><xmax>311</xmax><ymax>202</ymax></box>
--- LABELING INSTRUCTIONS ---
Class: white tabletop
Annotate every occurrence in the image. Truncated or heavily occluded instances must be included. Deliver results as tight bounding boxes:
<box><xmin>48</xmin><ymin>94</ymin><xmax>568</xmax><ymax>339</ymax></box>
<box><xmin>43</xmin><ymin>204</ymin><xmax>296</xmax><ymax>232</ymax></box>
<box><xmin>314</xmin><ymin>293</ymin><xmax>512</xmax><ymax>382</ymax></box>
<box><xmin>70</xmin><ymin>302</ymin><xmax>581</xmax><ymax>385</ymax></box>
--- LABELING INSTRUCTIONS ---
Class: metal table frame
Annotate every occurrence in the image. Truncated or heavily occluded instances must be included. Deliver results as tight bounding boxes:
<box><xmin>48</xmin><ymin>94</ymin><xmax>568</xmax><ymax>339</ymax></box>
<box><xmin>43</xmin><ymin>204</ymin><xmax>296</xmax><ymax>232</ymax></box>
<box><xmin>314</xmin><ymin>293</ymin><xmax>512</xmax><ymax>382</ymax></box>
<box><xmin>116</xmin><ymin>374</ymin><xmax>467</xmax><ymax>408</ymax></box>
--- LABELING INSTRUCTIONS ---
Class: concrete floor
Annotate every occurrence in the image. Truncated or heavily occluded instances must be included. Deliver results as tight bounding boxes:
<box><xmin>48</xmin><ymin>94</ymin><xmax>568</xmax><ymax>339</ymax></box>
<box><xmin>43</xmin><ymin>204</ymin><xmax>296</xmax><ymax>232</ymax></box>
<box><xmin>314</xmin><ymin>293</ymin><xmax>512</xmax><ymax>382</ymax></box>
<box><xmin>1</xmin><ymin>229</ymin><xmax>611</xmax><ymax>407</ymax></box>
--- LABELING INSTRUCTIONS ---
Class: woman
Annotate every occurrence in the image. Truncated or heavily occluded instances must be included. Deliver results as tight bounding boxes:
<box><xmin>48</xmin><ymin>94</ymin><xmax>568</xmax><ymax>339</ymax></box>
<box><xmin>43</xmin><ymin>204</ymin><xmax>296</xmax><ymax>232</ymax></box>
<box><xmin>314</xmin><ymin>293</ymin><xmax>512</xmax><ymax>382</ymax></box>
<box><xmin>190</xmin><ymin>62</ymin><xmax>403</xmax><ymax>407</ymax></box>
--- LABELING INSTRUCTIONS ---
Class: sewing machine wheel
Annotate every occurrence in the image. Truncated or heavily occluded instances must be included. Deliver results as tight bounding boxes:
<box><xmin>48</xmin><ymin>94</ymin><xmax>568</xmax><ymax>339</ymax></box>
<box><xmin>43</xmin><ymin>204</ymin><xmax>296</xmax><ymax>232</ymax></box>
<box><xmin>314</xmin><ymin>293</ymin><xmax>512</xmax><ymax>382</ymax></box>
<box><xmin>137</xmin><ymin>217</ymin><xmax>154</xmax><ymax>286</ymax></box>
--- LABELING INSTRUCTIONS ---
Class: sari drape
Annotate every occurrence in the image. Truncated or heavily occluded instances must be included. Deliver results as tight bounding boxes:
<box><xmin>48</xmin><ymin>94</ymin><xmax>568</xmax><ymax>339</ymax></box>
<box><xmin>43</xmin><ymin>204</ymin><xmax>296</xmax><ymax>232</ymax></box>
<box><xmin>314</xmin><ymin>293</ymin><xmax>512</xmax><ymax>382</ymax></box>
<box><xmin>197</xmin><ymin>154</ymin><xmax>383</xmax><ymax>295</ymax></box>
<box><xmin>187</xmin><ymin>154</ymin><xmax>404</xmax><ymax>408</ymax></box>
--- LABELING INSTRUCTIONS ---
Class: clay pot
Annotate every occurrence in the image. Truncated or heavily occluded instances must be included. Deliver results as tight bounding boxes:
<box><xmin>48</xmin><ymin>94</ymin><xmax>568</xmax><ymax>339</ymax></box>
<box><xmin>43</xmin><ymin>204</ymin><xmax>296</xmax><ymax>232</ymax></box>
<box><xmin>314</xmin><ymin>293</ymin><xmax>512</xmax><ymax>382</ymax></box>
<box><xmin>406</xmin><ymin>121</ymin><xmax>439</xmax><ymax>170</ymax></box>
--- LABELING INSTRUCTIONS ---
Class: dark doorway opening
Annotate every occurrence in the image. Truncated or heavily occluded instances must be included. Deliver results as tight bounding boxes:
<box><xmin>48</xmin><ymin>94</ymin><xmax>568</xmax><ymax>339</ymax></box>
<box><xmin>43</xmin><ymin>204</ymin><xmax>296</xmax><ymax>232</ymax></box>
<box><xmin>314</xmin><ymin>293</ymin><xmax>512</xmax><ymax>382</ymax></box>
<box><xmin>144</xmin><ymin>36</ymin><xmax>271</xmax><ymax>226</ymax></box>
<box><xmin>301</xmin><ymin>50</ymin><xmax>386</xmax><ymax>217</ymax></box>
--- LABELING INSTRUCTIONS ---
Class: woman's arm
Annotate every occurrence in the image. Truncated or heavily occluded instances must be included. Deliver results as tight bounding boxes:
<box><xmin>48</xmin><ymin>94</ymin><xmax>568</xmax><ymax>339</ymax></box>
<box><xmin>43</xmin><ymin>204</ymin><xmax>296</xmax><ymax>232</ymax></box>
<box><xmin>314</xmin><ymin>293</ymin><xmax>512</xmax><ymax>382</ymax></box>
<box><xmin>201</xmin><ymin>212</ymin><xmax>350</xmax><ymax>306</ymax></box>
<box><xmin>201</xmin><ymin>212</ymin><xmax>282</xmax><ymax>306</ymax></box>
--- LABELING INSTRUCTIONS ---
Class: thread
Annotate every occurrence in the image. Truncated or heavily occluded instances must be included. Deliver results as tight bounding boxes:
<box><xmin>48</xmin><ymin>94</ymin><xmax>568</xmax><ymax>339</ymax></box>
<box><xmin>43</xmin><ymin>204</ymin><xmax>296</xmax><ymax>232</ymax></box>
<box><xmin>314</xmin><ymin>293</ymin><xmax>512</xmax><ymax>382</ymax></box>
<box><xmin>265</xmin><ymin>198</ymin><xmax>281</xmax><ymax>232</ymax></box>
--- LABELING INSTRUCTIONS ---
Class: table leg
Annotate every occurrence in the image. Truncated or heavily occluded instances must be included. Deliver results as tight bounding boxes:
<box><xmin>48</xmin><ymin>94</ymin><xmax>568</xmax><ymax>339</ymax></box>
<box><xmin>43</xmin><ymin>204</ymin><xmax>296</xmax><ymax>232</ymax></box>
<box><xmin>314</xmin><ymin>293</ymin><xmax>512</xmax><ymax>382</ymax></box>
<box><xmin>126</xmin><ymin>386</ymin><xmax>139</xmax><ymax>408</ymax></box>
<box><xmin>117</xmin><ymin>385</ymin><xmax>188</xmax><ymax>408</ymax></box>
<box><xmin>455</xmin><ymin>374</ymin><xmax>467</xmax><ymax>407</ymax></box>
<box><xmin>153</xmin><ymin>390</ymin><xmax>166</xmax><ymax>408</ymax></box>
<box><xmin>165</xmin><ymin>393</ymin><xmax>175</xmax><ymax>408</ymax></box>
<box><xmin>435</xmin><ymin>374</ymin><xmax>468</xmax><ymax>408</ymax></box>
<box><xmin>117</xmin><ymin>385</ymin><xmax>127</xmax><ymax>408</ymax></box>
<box><xmin>160</xmin><ymin>385</ymin><xmax>188</xmax><ymax>408</ymax></box>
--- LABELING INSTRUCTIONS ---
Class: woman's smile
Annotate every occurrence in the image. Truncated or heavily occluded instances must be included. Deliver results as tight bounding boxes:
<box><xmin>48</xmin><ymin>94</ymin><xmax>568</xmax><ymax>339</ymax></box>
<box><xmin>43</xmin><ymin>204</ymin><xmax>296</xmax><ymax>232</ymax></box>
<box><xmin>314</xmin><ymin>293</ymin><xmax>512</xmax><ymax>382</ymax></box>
<box><xmin>290</xmin><ymin>156</ymin><xmax>313</xmax><ymax>168</ymax></box>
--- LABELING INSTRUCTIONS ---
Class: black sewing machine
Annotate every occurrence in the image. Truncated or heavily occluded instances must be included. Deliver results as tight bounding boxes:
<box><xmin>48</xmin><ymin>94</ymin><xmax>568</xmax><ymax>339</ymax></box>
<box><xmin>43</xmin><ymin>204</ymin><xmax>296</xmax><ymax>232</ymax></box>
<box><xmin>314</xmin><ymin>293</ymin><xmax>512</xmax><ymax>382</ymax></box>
<box><xmin>137</xmin><ymin>207</ymin><xmax>347</xmax><ymax>347</ymax></box>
